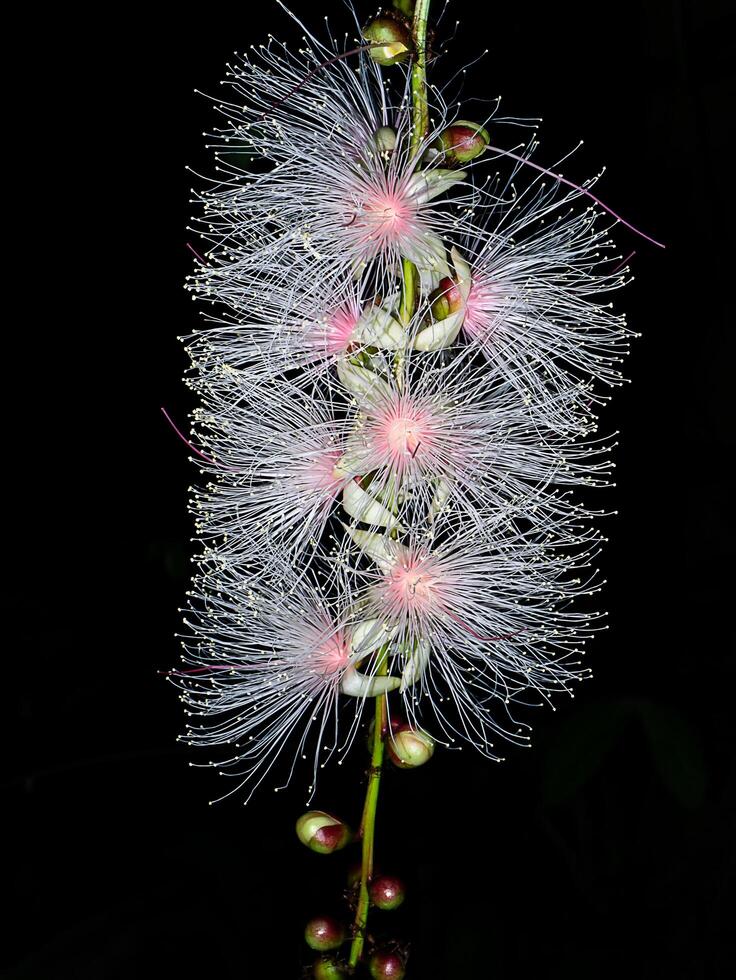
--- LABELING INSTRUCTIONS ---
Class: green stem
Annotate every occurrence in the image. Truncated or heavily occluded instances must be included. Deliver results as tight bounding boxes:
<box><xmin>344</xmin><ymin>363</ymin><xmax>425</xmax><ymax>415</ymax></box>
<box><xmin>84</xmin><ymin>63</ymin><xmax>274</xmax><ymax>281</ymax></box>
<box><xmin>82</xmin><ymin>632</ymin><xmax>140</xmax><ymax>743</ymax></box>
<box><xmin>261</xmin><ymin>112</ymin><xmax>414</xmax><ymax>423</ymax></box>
<box><xmin>348</xmin><ymin>659</ymin><xmax>388</xmax><ymax>969</ymax></box>
<box><xmin>399</xmin><ymin>0</ymin><xmax>432</xmax><ymax>328</ymax></box>
<box><xmin>348</xmin><ymin>2</ymin><xmax>432</xmax><ymax>970</ymax></box>
<box><xmin>409</xmin><ymin>0</ymin><xmax>431</xmax><ymax>158</ymax></box>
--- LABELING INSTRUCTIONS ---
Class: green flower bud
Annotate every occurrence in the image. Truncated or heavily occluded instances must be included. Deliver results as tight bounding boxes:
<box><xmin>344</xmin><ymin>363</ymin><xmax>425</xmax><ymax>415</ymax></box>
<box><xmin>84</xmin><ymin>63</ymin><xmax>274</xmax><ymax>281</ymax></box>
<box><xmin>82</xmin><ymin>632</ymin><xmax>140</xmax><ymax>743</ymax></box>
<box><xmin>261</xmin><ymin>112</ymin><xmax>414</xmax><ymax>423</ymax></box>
<box><xmin>362</xmin><ymin>14</ymin><xmax>412</xmax><ymax>66</ymax></box>
<box><xmin>436</xmin><ymin>120</ymin><xmax>490</xmax><ymax>166</ymax></box>
<box><xmin>304</xmin><ymin>916</ymin><xmax>346</xmax><ymax>952</ymax></box>
<box><xmin>369</xmin><ymin>874</ymin><xmax>406</xmax><ymax>910</ymax></box>
<box><xmin>369</xmin><ymin>950</ymin><xmax>407</xmax><ymax>979</ymax></box>
<box><xmin>387</xmin><ymin>726</ymin><xmax>435</xmax><ymax>769</ymax></box>
<box><xmin>313</xmin><ymin>954</ymin><xmax>348</xmax><ymax>979</ymax></box>
<box><xmin>296</xmin><ymin>811</ymin><xmax>352</xmax><ymax>854</ymax></box>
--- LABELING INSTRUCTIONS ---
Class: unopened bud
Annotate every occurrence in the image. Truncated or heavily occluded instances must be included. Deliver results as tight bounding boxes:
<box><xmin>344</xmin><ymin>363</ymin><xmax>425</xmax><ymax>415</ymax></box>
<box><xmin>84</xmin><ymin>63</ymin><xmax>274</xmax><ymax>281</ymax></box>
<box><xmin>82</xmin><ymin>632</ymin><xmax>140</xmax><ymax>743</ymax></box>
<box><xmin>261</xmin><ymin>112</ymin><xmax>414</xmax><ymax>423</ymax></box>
<box><xmin>437</xmin><ymin>120</ymin><xmax>490</xmax><ymax>166</ymax></box>
<box><xmin>363</xmin><ymin>14</ymin><xmax>412</xmax><ymax>66</ymax></box>
<box><xmin>370</xmin><ymin>874</ymin><xmax>406</xmax><ymax>910</ymax></box>
<box><xmin>304</xmin><ymin>916</ymin><xmax>346</xmax><ymax>952</ymax></box>
<box><xmin>430</xmin><ymin>276</ymin><xmax>464</xmax><ymax>321</ymax></box>
<box><xmin>313</xmin><ymin>954</ymin><xmax>348</xmax><ymax>979</ymax></box>
<box><xmin>296</xmin><ymin>811</ymin><xmax>352</xmax><ymax>854</ymax></box>
<box><xmin>369</xmin><ymin>950</ymin><xmax>407</xmax><ymax>979</ymax></box>
<box><xmin>387</xmin><ymin>726</ymin><xmax>435</xmax><ymax>769</ymax></box>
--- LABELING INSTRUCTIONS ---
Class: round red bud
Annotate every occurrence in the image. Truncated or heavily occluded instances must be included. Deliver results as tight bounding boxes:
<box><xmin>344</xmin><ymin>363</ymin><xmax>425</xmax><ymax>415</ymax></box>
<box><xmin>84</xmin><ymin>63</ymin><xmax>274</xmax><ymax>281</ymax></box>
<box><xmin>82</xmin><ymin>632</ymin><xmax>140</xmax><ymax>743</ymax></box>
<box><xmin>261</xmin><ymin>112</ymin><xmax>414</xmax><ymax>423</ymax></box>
<box><xmin>430</xmin><ymin>276</ymin><xmax>464</xmax><ymax>321</ymax></box>
<box><xmin>437</xmin><ymin>120</ymin><xmax>491</xmax><ymax>166</ymax></box>
<box><xmin>369</xmin><ymin>950</ymin><xmax>407</xmax><ymax>979</ymax></box>
<box><xmin>370</xmin><ymin>874</ymin><xmax>406</xmax><ymax>910</ymax></box>
<box><xmin>304</xmin><ymin>916</ymin><xmax>346</xmax><ymax>952</ymax></box>
<box><xmin>296</xmin><ymin>811</ymin><xmax>351</xmax><ymax>854</ymax></box>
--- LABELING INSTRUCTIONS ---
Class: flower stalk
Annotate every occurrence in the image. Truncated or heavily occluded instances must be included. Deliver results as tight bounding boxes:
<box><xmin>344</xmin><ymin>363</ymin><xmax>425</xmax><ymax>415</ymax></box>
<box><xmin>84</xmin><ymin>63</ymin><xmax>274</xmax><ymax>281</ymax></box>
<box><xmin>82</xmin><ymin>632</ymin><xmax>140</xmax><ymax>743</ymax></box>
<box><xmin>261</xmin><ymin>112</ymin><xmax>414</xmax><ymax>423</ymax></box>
<box><xmin>349</xmin><ymin>2</ymin><xmax>432</xmax><ymax>968</ymax></box>
<box><xmin>349</xmin><ymin>657</ymin><xmax>388</xmax><ymax>967</ymax></box>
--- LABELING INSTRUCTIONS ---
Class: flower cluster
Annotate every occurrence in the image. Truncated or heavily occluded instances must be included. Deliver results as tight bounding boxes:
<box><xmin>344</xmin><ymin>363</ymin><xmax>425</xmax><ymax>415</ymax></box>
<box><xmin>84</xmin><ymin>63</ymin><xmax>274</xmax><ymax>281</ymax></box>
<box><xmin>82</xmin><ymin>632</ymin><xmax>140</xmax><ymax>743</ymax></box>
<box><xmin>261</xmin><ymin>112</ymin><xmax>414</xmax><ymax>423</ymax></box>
<box><xmin>173</xmin><ymin>6</ymin><xmax>635</xmax><ymax>803</ymax></box>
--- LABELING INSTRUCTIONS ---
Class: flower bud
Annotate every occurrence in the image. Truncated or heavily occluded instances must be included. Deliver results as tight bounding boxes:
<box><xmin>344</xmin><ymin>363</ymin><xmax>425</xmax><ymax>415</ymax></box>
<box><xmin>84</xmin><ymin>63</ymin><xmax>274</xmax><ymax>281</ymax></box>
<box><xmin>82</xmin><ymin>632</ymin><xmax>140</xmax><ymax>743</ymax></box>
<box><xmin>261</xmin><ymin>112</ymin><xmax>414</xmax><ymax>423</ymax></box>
<box><xmin>296</xmin><ymin>811</ymin><xmax>352</xmax><ymax>854</ymax></box>
<box><xmin>436</xmin><ymin>120</ymin><xmax>490</xmax><ymax>166</ymax></box>
<box><xmin>387</xmin><ymin>726</ymin><xmax>435</xmax><ymax>769</ymax></box>
<box><xmin>362</xmin><ymin>14</ymin><xmax>412</xmax><ymax>66</ymax></box>
<box><xmin>430</xmin><ymin>276</ymin><xmax>464</xmax><ymax>321</ymax></box>
<box><xmin>369</xmin><ymin>950</ymin><xmax>407</xmax><ymax>979</ymax></box>
<box><xmin>370</xmin><ymin>874</ymin><xmax>406</xmax><ymax>910</ymax></box>
<box><xmin>304</xmin><ymin>916</ymin><xmax>346</xmax><ymax>952</ymax></box>
<box><xmin>313</xmin><ymin>954</ymin><xmax>348</xmax><ymax>979</ymax></box>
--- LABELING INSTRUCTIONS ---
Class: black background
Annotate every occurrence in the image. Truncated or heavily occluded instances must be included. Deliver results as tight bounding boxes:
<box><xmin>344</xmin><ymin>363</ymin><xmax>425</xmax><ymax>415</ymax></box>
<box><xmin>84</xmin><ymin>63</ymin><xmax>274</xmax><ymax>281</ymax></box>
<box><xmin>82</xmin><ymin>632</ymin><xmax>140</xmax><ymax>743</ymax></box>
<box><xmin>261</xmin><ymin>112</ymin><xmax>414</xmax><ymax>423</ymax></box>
<box><xmin>6</xmin><ymin>1</ymin><xmax>734</xmax><ymax>977</ymax></box>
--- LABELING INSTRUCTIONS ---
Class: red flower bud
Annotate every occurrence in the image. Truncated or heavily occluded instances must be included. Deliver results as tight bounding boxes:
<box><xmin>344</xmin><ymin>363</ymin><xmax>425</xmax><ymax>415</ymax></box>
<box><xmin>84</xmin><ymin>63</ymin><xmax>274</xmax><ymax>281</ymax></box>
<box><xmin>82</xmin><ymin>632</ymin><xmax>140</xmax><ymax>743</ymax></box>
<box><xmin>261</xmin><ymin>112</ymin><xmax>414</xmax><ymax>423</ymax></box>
<box><xmin>370</xmin><ymin>874</ymin><xmax>406</xmax><ymax>910</ymax></box>
<box><xmin>430</xmin><ymin>276</ymin><xmax>464</xmax><ymax>321</ymax></box>
<box><xmin>304</xmin><ymin>915</ymin><xmax>346</xmax><ymax>952</ymax></box>
<box><xmin>369</xmin><ymin>950</ymin><xmax>407</xmax><ymax>979</ymax></box>
<box><xmin>296</xmin><ymin>811</ymin><xmax>352</xmax><ymax>854</ymax></box>
<box><xmin>362</xmin><ymin>13</ymin><xmax>412</xmax><ymax>66</ymax></box>
<box><xmin>313</xmin><ymin>954</ymin><xmax>348</xmax><ymax>979</ymax></box>
<box><xmin>437</xmin><ymin>120</ymin><xmax>490</xmax><ymax>166</ymax></box>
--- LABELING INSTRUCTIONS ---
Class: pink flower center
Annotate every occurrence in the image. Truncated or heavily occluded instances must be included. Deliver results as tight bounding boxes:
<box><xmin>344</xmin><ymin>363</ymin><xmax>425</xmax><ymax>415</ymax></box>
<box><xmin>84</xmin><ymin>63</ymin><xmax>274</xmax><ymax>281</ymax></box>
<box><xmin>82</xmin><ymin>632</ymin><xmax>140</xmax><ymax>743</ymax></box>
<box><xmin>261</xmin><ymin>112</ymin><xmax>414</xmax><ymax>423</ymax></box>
<box><xmin>373</xmin><ymin>398</ymin><xmax>435</xmax><ymax>471</ymax></box>
<box><xmin>386</xmin><ymin>554</ymin><xmax>445</xmax><ymax>617</ymax></box>
<box><xmin>312</xmin><ymin>632</ymin><xmax>350</xmax><ymax>676</ymax></box>
<box><xmin>299</xmin><ymin>448</ymin><xmax>344</xmax><ymax>494</ymax></box>
<box><xmin>353</xmin><ymin>186</ymin><xmax>416</xmax><ymax>255</ymax></box>
<box><xmin>313</xmin><ymin>304</ymin><xmax>360</xmax><ymax>355</ymax></box>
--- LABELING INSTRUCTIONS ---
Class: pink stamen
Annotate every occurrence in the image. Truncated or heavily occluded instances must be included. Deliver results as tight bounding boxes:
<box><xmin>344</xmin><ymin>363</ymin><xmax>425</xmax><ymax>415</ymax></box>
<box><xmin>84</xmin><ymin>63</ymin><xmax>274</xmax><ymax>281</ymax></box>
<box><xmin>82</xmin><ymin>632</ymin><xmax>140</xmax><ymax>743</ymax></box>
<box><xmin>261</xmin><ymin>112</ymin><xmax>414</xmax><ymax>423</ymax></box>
<box><xmin>488</xmin><ymin>145</ymin><xmax>665</xmax><ymax>249</ymax></box>
<box><xmin>161</xmin><ymin>406</ymin><xmax>224</xmax><ymax>468</ymax></box>
<box><xmin>612</xmin><ymin>250</ymin><xmax>636</xmax><ymax>273</ymax></box>
<box><xmin>186</xmin><ymin>242</ymin><xmax>207</xmax><ymax>264</ymax></box>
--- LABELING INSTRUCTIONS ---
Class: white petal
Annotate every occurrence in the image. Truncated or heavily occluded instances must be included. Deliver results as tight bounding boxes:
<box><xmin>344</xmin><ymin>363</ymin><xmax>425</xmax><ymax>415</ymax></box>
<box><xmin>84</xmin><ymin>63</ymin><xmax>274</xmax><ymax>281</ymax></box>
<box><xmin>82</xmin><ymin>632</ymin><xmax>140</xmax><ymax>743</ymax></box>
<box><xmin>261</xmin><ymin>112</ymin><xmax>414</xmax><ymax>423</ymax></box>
<box><xmin>450</xmin><ymin>246</ymin><xmax>472</xmax><ymax>302</ymax></box>
<box><xmin>340</xmin><ymin>666</ymin><xmax>401</xmax><ymax>698</ymax></box>
<box><xmin>400</xmin><ymin>639</ymin><xmax>431</xmax><ymax>692</ymax></box>
<box><xmin>412</xmin><ymin>310</ymin><xmax>465</xmax><ymax>351</ymax></box>
<box><xmin>353</xmin><ymin>307</ymin><xmax>408</xmax><ymax>350</ymax></box>
<box><xmin>429</xmin><ymin>477</ymin><xmax>453</xmax><ymax>522</ymax></box>
<box><xmin>342</xmin><ymin>525</ymin><xmax>405</xmax><ymax>573</ymax></box>
<box><xmin>349</xmin><ymin>618</ymin><xmax>397</xmax><ymax>657</ymax></box>
<box><xmin>337</xmin><ymin>359</ymin><xmax>393</xmax><ymax>405</ymax></box>
<box><xmin>342</xmin><ymin>480</ymin><xmax>403</xmax><ymax>529</ymax></box>
<box><xmin>407</xmin><ymin>169</ymin><xmax>467</xmax><ymax>205</ymax></box>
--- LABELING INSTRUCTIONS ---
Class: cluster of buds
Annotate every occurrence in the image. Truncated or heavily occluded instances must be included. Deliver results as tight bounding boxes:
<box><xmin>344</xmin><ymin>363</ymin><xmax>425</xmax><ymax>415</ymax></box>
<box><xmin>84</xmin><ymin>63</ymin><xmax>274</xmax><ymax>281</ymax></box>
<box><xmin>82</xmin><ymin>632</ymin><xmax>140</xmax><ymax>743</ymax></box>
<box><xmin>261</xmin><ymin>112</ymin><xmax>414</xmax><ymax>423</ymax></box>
<box><xmin>297</xmin><ymin>804</ymin><xmax>408</xmax><ymax>976</ymax></box>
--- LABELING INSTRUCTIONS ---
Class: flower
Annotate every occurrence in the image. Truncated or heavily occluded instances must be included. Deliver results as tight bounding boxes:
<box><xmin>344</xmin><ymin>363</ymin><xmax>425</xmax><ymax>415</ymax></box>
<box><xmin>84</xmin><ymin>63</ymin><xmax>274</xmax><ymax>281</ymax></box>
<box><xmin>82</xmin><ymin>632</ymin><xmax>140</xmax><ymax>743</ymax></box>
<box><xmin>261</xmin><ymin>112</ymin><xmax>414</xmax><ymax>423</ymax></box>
<box><xmin>446</xmin><ymin>177</ymin><xmax>636</xmax><ymax>431</ymax></box>
<box><xmin>173</xmin><ymin>552</ymin><xmax>397</xmax><ymax>802</ymax></box>
<box><xmin>187</xmin><ymin>31</ymin><xmax>478</xmax><ymax>304</ymax></box>
<box><xmin>340</xmin><ymin>514</ymin><xmax>599</xmax><ymax>756</ymax></box>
